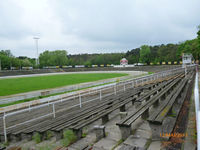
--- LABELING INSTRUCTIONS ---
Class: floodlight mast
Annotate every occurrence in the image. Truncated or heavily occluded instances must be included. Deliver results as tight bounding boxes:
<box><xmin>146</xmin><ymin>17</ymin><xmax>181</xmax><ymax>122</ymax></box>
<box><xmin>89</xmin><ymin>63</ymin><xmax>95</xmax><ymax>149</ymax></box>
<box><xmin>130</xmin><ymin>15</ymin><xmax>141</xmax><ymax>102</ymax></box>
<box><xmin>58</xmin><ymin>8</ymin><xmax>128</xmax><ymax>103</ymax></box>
<box><xmin>33</xmin><ymin>36</ymin><xmax>40</xmax><ymax>66</ymax></box>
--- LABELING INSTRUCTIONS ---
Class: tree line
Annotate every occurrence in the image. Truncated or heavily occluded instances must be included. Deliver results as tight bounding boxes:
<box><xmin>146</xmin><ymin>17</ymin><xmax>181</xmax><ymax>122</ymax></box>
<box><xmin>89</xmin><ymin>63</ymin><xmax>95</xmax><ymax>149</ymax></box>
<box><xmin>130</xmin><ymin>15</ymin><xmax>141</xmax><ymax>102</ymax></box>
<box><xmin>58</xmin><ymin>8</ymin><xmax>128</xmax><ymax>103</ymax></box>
<box><xmin>0</xmin><ymin>50</ymin><xmax>35</xmax><ymax>70</ymax></box>
<box><xmin>0</xmin><ymin>26</ymin><xmax>200</xmax><ymax>69</ymax></box>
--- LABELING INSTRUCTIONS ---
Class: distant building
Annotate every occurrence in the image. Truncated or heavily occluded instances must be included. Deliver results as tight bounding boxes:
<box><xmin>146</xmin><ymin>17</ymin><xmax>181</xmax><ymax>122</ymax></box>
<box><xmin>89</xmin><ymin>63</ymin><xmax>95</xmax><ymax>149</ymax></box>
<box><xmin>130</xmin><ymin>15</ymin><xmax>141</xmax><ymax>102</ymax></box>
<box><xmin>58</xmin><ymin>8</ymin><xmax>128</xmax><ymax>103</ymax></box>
<box><xmin>120</xmin><ymin>58</ymin><xmax>128</xmax><ymax>65</ymax></box>
<box><xmin>182</xmin><ymin>53</ymin><xmax>193</xmax><ymax>67</ymax></box>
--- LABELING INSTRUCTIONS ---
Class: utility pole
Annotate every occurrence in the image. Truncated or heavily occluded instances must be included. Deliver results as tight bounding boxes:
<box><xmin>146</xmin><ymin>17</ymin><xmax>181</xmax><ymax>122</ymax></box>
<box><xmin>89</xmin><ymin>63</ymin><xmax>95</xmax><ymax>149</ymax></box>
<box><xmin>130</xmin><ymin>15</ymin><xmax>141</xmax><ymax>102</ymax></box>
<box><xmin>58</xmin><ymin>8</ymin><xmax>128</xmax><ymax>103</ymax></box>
<box><xmin>33</xmin><ymin>36</ymin><xmax>40</xmax><ymax>66</ymax></box>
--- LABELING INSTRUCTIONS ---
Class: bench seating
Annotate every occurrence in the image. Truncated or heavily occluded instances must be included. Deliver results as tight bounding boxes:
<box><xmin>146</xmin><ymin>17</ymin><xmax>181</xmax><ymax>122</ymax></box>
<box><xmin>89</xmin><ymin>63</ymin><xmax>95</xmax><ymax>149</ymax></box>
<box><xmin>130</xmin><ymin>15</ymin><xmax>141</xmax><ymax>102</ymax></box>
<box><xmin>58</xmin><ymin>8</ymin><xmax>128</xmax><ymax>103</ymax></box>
<box><xmin>66</xmin><ymin>75</ymin><xmax>182</xmax><ymax>139</ymax></box>
<box><xmin>116</xmin><ymin>75</ymin><xmax>183</xmax><ymax>140</ymax></box>
<box><xmin>5</xmin><ymin>81</ymin><xmax>154</xmax><ymax>141</ymax></box>
<box><xmin>147</xmin><ymin>73</ymin><xmax>194</xmax><ymax>140</ymax></box>
<box><xmin>0</xmin><ymin>74</ymin><xmax>181</xmax><ymax>142</ymax></box>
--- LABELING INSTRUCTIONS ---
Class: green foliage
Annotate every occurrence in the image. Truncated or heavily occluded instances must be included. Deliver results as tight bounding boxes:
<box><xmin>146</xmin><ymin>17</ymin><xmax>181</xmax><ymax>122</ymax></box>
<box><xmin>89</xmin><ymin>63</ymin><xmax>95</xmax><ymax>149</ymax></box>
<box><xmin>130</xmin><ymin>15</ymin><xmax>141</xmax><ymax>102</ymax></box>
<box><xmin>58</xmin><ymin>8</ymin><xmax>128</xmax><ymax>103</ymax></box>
<box><xmin>177</xmin><ymin>39</ymin><xmax>198</xmax><ymax>59</ymax></box>
<box><xmin>84</xmin><ymin>60</ymin><xmax>92</xmax><ymax>67</ymax></box>
<box><xmin>126</xmin><ymin>48</ymin><xmax>140</xmax><ymax>64</ymax></box>
<box><xmin>32</xmin><ymin>132</ymin><xmax>42</xmax><ymax>144</ymax></box>
<box><xmin>82</xmin><ymin>132</ymin><xmax>87</xmax><ymax>138</ymax></box>
<box><xmin>21</xmin><ymin>59</ymin><xmax>32</xmax><ymax>67</ymax></box>
<box><xmin>0</xmin><ymin>50</ymin><xmax>35</xmax><ymax>69</ymax></box>
<box><xmin>46</xmin><ymin>131</ymin><xmax>53</xmax><ymax>140</ymax></box>
<box><xmin>140</xmin><ymin>45</ymin><xmax>151</xmax><ymax>64</ymax></box>
<box><xmin>176</xmin><ymin>26</ymin><xmax>200</xmax><ymax>60</ymax></box>
<box><xmin>67</xmin><ymin>53</ymin><xmax>125</xmax><ymax>66</ymax></box>
<box><xmin>197</xmin><ymin>25</ymin><xmax>200</xmax><ymax>60</ymax></box>
<box><xmin>39</xmin><ymin>50</ymin><xmax>68</xmax><ymax>67</ymax></box>
<box><xmin>0</xmin><ymin>141</ymin><xmax>9</xmax><ymax>148</ymax></box>
<box><xmin>127</xmin><ymin>43</ymin><xmax>180</xmax><ymax>64</ymax></box>
<box><xmin>81</xmin><ymin>127</ymin><xmax>88</xmax><ymax>138</ymax></box>
<box><xmin>62</xmin><ymin>129</ymin><xmax>77</xmax><ymax>147</ymax></box>
<box><xmin>168</xmin><ymin>109</ymin><xmax>176</xmax><ymax>118</ymax></box>
<box><xmin>148</xmin><ymin>72</ymin><xmax>154</xmax><ymax>75</ymax></box>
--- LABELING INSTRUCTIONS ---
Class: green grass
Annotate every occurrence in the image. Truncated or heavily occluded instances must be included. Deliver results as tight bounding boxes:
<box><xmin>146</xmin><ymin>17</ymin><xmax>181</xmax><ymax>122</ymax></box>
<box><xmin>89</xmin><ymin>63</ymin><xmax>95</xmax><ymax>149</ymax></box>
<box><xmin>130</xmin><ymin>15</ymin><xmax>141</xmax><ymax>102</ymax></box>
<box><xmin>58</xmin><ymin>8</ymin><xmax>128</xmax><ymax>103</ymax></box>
<box><xmin>0</xmin><ymin>73</ymin><xmax>150</xmax><ymax>108</ymax></box>
<box><xmin>0</xmin><ymin>97</ymin><xmax>37</xmax><ymax>107</ymax></box>
<box><xmin>0</xmin><ymin>73</ymin><xmax>127</xmax><ymax>96</ymax></box>
<box><xmin>0</xmin><ymin>80</ymin><xmax>119</xmax><ymax>107</ymax></box>
<box><xmin>148</xmin><ymin>72</ymin><xmax>154</xmax><ymax>75</ymax></box>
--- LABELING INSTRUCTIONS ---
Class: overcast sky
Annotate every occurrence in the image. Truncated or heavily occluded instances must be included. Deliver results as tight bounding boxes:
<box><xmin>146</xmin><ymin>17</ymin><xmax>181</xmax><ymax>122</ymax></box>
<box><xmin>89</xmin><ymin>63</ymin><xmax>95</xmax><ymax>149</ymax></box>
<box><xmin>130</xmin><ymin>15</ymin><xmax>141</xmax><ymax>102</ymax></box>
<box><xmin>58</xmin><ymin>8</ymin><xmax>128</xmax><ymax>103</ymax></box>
<box><xmin>0</xmin><ymin>0</ymin><xmax>199</xmax><ymax>58</ymax></box>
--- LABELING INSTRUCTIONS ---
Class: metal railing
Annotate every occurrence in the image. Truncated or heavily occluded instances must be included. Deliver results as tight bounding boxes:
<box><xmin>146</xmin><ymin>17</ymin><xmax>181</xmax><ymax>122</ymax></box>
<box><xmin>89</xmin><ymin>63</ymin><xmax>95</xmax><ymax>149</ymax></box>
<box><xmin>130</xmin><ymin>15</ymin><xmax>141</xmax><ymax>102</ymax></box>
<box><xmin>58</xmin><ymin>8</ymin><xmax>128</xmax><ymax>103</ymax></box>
<box><xmin>194</xmin><ymin>65</ymin><xmax>200</xmax><ymax>150</ymax></box>
<box><xmin>1</xmin><ymin>65</ymin><xmax>196</xmax><ymax>142</ymax></box>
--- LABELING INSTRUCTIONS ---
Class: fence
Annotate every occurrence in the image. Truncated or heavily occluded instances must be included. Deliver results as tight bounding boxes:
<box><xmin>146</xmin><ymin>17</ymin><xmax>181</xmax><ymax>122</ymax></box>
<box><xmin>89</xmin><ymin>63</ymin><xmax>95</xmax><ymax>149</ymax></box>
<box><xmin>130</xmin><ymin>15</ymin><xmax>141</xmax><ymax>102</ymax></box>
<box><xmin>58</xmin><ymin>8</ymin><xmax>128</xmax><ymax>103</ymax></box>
<box><xmin>1</xmin><ymin>65</ymin><xmax>196</xmax><ymax>142</ymax></box>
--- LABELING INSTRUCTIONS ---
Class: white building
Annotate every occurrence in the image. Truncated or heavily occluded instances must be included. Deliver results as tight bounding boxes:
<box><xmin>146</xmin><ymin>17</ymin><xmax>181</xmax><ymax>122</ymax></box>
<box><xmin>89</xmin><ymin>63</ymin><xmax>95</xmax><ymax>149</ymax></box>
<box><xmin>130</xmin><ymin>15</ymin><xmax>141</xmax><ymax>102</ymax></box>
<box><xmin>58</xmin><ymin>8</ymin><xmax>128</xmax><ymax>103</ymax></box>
<box><xmin>120</xmin><ymin>58</ymin><xmax>128</xmax><ymax>65</ymax></box>
<box><xmin>182</xmin><ymin>53</ymin><xmax>193</xmax><ymax>67</ymax></box>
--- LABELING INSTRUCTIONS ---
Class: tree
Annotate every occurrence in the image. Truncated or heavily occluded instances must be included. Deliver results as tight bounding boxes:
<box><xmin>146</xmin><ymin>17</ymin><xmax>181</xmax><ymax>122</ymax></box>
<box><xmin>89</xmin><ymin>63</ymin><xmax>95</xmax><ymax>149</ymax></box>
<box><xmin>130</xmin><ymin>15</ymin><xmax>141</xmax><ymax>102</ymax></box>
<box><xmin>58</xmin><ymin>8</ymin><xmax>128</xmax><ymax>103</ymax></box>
<box><xmin>0</xmin><ymin>50</ymin><xmax>13</xmax><ymax>69</ymax></box>
<box><xmin>139</xmin><ymin>45</ymin><xmax>151</xmax><ymax>64</ymax></box>
<box><xmin>21</xmin><ymin>59</ymin><xmax>32</xmax><ymax>67</ymax></box>
<box><xmin>39</xmin><ymin>50</ymin><xmax>68</xmax><ymax>67</ymax></box>
<box><xmin>126</xmin><ymin>48</ymin><xmax>140</xmax><ymax>64</ymax></box>
<box><xmin>197</xmin><ymin>25</ymin><xmax>200</xmax><ymax>60</ymax></box>
<box><xmin>177</xmin><ymin>39</ymin><xmax>198</xmax><ymax>60</ymax></box>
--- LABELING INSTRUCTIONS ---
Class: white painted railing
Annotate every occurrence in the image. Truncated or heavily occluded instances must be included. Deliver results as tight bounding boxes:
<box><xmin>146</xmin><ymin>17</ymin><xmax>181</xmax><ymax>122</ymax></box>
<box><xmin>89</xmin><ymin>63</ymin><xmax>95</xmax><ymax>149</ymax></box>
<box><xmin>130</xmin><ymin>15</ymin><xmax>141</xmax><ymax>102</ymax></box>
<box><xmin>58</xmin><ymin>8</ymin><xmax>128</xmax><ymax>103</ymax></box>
<box><xmin>194</xmin><ymin>66</ymin><xmax>200</xmax><ymax>150</ymax></box>
<box><xmin>1</xmin><ymin>65</ymin><xmax>196</xmax><ymax>142</ymax></box>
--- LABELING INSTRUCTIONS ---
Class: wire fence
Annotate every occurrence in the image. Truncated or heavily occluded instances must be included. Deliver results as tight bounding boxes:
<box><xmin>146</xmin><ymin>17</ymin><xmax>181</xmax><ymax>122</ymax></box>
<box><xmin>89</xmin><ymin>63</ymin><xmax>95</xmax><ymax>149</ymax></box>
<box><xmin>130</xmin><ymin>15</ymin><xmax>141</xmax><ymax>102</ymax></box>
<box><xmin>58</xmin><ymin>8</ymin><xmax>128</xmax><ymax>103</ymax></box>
<box><xmin>1</xmin><ymin>65</ymin><xmax>196</xmax><ymax>142</ymax></box>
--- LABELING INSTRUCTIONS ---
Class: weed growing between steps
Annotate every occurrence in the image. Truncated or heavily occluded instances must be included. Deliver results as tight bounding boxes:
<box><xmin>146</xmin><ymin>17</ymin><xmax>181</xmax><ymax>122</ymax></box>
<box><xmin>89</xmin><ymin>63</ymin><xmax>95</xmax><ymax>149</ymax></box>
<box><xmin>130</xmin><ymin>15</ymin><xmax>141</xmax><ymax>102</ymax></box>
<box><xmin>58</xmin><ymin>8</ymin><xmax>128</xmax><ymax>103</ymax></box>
<box><xmin>32</xmin><ymin>132</ymin><xmax>42</xmax><ymax>144</ymax></box>
<box><xmin>46</xmin><ymin>131</ymin><xmax>53</xmax><ymax>140</ymax></box>
<box><xmin>62</xmin><ymin>129</ymin><xmax>77</xmax><ymax>147</ymax></box>
<box><xmin>111</xmin><ymin>139</ymin><xmax>124</xmax><ymax>150</ymax></box>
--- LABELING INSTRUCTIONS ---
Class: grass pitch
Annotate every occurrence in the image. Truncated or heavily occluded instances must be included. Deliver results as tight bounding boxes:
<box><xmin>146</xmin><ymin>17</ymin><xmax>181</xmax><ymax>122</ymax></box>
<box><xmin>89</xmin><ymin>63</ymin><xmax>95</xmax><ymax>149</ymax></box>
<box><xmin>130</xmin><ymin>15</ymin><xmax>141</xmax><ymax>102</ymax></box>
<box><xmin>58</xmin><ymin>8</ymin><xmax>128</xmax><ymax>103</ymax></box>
<box><xmin>0</xmin><ymin>73</ymin><xmax>127</xmax><ymax>96</ymax></box>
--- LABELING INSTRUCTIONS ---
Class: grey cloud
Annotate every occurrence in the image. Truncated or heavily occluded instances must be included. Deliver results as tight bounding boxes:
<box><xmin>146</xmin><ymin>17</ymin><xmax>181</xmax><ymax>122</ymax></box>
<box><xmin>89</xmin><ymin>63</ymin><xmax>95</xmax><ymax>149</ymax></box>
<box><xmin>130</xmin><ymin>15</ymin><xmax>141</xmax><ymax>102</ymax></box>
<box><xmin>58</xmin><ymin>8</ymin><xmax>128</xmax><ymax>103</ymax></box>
<box><xmin>0</xmin><ymin>1</ymin><xmax>33</xmax><ymax>39</ymax></box>
<box><xmin>0</xmin><ymin>0</ymin><xmax>200</xmax><ymax>57</ymax></box>
<box><xmin>52</xmin><ymin>0</ymin><xmax>200</xmax><ymax>44</ymax></box>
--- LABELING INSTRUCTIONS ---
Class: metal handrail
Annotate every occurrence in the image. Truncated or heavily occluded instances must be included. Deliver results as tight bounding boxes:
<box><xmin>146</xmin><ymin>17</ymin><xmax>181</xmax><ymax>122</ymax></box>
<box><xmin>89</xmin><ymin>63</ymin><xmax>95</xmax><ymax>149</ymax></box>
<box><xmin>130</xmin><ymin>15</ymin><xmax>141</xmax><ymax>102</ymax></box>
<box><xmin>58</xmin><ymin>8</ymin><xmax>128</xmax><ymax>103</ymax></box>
<box><xmin>194</xmin><ymin>66</ymin><xmax>200</xmax><ymax>150</ymax></box>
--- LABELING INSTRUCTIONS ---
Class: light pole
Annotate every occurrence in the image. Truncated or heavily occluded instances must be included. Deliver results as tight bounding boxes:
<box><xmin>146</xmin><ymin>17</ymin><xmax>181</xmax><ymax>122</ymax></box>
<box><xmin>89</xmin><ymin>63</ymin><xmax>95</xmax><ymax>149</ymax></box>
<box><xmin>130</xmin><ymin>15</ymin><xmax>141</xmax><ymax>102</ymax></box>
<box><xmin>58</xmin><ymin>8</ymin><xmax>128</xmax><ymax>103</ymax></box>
<box><xmin>33</xmin><ymin>36</ymin><xmax>40</xmax><ymax>66</ymax></box>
